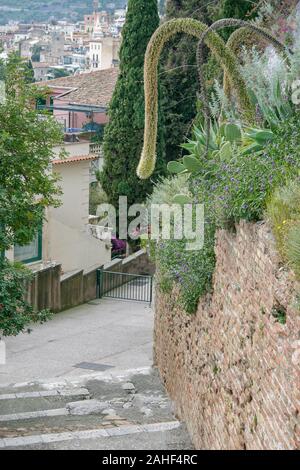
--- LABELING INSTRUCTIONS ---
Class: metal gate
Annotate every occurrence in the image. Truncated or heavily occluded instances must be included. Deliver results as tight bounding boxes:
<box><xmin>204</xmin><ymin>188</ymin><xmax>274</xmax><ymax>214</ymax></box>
<box><xmin>97</xmin><ymin>269</ymin><xmax>153</xmax><ymax>303</ymax></box>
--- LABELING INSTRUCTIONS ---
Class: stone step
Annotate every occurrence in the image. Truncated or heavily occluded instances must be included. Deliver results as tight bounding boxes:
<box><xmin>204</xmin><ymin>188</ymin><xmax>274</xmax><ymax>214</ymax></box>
<box><xmin>0</xmin><ymin>407</ymin><xmax>68</xmax><ymax>422</ymax></box>
<box><xmin>0</xmin><ymin>368</ymin><xmax>193</xmax><ymax>450</ymax></box>
<box><xmin>0</xmin><ymin>411</ymin><xmax>132</xmax><ymax>439</ymax></box>
<box><xmin>0</xmin><ymin>366</ymin><xmax>152</xmax><ymax>394</ymax></box>
<box><xmin>0</xmin><ymin>388</ymin><xmax>90</xmax><ymax>415</ymax></box>
<box><xmin>0</xmin><ymin>384</ymin><xmax>47</xmax><ymax>395</ymax></box>
<box><xmin>0</xmin><ymin>421</ymin><xmax>192</xmax><ymax>450</ymax></box>
<box><xmin>0</xmin><ymin>387</ymin><xmax>90</xmax><ymax>401</ymax></box>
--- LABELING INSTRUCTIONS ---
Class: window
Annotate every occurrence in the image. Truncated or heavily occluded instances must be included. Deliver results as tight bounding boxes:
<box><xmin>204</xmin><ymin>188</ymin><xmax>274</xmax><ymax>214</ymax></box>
<box><xmin>14</xmin><ymin>229</ymin><xmax>42</xmax><ymax>264</ymax></box>
<box><xmin>36</xmin><ymin>96</ymin><xmax>46</xmax><ymax>110</ymax></box>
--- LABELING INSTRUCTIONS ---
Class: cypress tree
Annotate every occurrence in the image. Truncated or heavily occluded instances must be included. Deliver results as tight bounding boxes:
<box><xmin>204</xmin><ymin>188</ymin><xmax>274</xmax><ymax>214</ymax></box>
<box><xmin>220</xmin><ymin>0</ymin><xmax>258</xmax><ymax>19</ymax></box>
<box><xmin>101</xmin><ymin>0</ymin><xmax>165</xmax><ymax>208</ymax></box>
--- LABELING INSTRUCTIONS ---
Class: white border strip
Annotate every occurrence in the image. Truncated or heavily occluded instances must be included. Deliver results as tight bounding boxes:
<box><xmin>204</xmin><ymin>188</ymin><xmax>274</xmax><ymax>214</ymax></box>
<box><xmin>0</xmin><ymin>367</ymin><xmax>152</xmax><ymax>391</ymax></box>
<box><xmin>0</xmin><ymin>388</ymin><xmax>89</xmax><ymax>401</ymax></box>
<box><xmin>0</xmin><ymin>421</ymin><xmax>181</xmax><ymax>449</ymax></box>
<box><xmin>0</xmin><ymin>408</ymin><xmax>68</xmax><ymax>422</ymax></box>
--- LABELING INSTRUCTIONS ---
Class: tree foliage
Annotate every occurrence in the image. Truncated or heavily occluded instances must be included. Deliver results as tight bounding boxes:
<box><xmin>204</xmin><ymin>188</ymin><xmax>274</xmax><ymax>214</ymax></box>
<box><xmin>213</xmin><ymin>0</ymin><xmax>259</xmax><ymax>39</ymax></box>
<box><xmin>0</xmin><ymin>54</ymin><xmax>63</xmax><ymax>251</ymax></box>
<box><xmin>101</xmin><ymin>0</ymin><xmax>165</xmax><ymax>207</ymax></box>
<box><xmin>31</xmin><ymin>44</ymin><xmax>42</xmax><ymax>62</ymax></box>
<box><xmin>0</xmin><ymin>53</ymin><xmax>63</xmax><ymax>336</ymax></box>
<box><xmin>0</xmin><ymin>260</ymin><xmax>51</xmax><ymax>337</ymax></box>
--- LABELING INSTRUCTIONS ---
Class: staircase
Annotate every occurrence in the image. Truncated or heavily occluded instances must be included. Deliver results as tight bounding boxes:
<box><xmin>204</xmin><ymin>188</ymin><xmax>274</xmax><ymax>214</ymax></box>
<box><xmin>0</xmin><ymin>368</ymin><xmax>192</xmax><ymax>450</ymax></box>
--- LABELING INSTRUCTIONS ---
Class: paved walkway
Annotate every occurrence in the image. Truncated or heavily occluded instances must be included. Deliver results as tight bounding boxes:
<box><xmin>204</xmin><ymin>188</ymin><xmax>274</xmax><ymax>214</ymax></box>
<box><xmin>0</xmin><ymin>298</ymin><xmax>193</xmax><ymax>450</ymax></box>
<box><xmin>0</xmin><ymin>299</ymin><xmax>154</xmax><ymax>386</ymax></box>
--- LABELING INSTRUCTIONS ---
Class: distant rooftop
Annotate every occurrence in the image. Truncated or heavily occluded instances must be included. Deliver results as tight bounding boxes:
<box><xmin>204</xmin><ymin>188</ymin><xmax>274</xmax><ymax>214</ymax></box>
<box><xmin>39</xmin><ymin>68</ymin><xmax>119</xmax><ymax>107</ymax></box>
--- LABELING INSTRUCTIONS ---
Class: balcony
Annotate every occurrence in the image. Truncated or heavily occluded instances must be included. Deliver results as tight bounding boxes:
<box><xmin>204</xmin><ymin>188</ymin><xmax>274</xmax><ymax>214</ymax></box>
<box><xmin>90</xmin><ymin>142</ymin><xmax>103</xmax><ymax>156</ymax></box>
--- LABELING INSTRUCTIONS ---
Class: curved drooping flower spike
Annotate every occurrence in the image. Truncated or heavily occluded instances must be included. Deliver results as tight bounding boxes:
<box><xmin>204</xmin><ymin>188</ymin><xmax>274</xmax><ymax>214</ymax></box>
<box><xmin>196</xmin><ymin>18</ymin><xmax>290</xmax><ymax>157</ymax></box>
<box><xmin>137</xmin><ymin>18</ymin><xmax>254</xmax><ymax>180</ymax></box>
<box><xmin>224</xmin><ymin>20</ymin><xmax>290</xmax><ymax>101</ymax></box>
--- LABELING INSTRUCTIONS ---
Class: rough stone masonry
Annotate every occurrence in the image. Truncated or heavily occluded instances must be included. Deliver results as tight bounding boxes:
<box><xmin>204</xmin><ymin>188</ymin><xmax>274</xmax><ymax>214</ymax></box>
<box><xmin>154</xmin><ymin>221</ymin><xmax>300</xmax><ymax>450</ymax></box>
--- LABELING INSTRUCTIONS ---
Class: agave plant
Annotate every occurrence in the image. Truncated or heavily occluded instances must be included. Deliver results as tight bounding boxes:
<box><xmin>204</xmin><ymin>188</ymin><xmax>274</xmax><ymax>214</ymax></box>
<box><xmin>167</xmin><ymin>121</ymin><xmax>275</xmax><ymax>178</ymax></box>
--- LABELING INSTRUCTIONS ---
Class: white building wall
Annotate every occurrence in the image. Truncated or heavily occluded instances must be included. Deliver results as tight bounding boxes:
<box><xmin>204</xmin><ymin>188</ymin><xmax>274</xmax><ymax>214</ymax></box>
<box><xmin>53</xmin><ymin>142</ymin><xmax>91</xmax><ymax>158</ymax></box>
<box><xmin>6</xmin><ymin>156</ymin><xmax>111</xmax><ymax>274</ymax></box>
<box><xmin>88</xmin><ymin>38</ymin><xmax>120</xmax><ymax>71</ymax></box>
<box><xmin>88</xmin><ymin>41</ymin><xmax>102</xmax><ymax>70</ymax></box>
<box><xmin>46</xmin><ymin>160</ymin><xmax>111</xmax><ymax>274</ymax></box>
<box><xmin>46</xmin><ymin>216</ymin><xmax>110</xmax><ymax>274</ymax></box>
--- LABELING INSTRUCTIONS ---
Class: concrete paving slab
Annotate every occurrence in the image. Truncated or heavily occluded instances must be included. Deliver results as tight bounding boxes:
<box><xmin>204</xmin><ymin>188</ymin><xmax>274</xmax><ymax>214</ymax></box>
<box><xmin>0</xmin><ymin>299</ymin><xmax>154</xmax><ymax>385</ymax></box>
<box><xmin>0</xmin><ymin>296</ymin><xmax>194</xmax><ymax>450</ymax></box>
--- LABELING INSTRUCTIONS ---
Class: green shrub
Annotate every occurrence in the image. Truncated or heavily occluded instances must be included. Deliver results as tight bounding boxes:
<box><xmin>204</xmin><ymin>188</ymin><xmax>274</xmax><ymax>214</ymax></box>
<box><xmin>152</xmin><ymin>114</ymin><xmax>300</xmax><ymax>313</ymax></box>
<box><xmin>0</xmin><ymin>260</ymin><xmax>52</xmax><ymax>337</ymax></box>
<box><xmin>155</xmin><ymin>227</ymin><xmax>216</xmax><ymax>314</ymax></box>
<box><xmin>205</xmin><ymin>115</ymin><xmax>300</xmax><ymax>226</ymax></box>
<box><xmin>285</xmin><ymin>222</ymin><xmax>300</xmax><ymax>278</ymax></box>
<box><xmin>144</xmin><ymin>12</ymin><xmax>300</xmax><ymax>313</ymax></box>
<box><xmin>147</xmin><ymin>173</ymin><xmax>216</xmax><ymax>313</ymax></box>
<box><xmin>149</xmin><ymin>173</ymin><xmax>191</xmax><ymax>206</ymax></box>
<box><xmin>266</xmin><ymin>180</ymin><xmax>300</xmax><ymax>257</ymax></box>
<box><xmin>152</xmin><ymin>115</ymin><xmax>300</xmax><ymax>311</ymax></box>
<box><xmin>167</xmin><ymin>120</ymin><xmax>276</xmax><ymax>184</ymax></box>
<box><xmin>266</xmin><ymin>178</ymin><xmax>300</xmax><ymax>278</ymax></box>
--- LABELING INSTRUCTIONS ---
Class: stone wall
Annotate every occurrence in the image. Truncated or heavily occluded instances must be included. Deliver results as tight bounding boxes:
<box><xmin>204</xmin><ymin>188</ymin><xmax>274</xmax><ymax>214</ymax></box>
<box><xmin>60</xmin><ymin>270</ymin><xmax>84</xmax><ymax>311</ymax></box>
<box><xmin>154</xmin><ymin>221</ymin><xmax>300</xmax><ymax>450</ymax></box>
<box><xmin>60</xmin><ymin>267</ymin><xmax>100</xmax><ymax>310</ymax></box>
<box><xmin>27</xmin><ymin>264</ymin><xmax>61</xmax><ymax>313</ymax></box>
<box><xmin>103</xmin><ymin>249</ymin><xmax>155</xmax><ymax>276</ymax></box>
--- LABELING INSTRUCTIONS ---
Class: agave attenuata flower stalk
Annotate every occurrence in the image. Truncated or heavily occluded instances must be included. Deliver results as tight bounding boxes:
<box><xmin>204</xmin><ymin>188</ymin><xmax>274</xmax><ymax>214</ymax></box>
<box><xmin>137</xmin><ymin>18</ymin><xmax>254</xmax><ymax>180</ymax></box>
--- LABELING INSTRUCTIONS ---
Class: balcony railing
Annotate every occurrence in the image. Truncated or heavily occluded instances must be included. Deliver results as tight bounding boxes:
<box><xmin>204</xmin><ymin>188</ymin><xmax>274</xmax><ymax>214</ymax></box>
<box><xmin>90</xmin><ymin>143</ymin><xmax>103</xmax><ymax>156</ymax></box>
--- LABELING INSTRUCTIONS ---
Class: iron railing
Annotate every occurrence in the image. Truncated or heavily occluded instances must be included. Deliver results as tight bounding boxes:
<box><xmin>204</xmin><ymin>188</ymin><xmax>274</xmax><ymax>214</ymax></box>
<box><xmin>97</xmin><ymin>270</ymin><xmax>153</xmax><ymax>303</ymax></box>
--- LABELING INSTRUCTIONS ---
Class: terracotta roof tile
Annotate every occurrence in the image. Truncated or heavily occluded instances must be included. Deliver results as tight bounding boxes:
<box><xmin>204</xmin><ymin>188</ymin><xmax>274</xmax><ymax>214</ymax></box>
<box><xmin>52</xmin><ymin>154</ymin><xmax>98</xmax><ymax>165</ymax></box>
<box><xmin>39</xmin><ymin>68</ymin><xmax>119</xmax><ymax>107</ymax></box>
